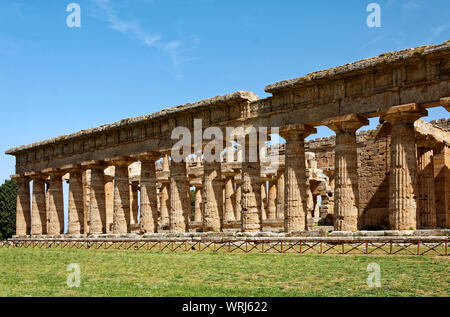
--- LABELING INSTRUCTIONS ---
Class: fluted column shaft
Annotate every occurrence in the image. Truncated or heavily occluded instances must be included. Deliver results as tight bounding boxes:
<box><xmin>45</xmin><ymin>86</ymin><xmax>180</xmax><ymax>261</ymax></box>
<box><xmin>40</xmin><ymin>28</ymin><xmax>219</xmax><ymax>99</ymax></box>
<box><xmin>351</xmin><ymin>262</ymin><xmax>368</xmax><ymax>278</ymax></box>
<box><xmin>87</xmin><ymin>164</ymin><xmax>106</xmax><ymax>234</ymax></box>
<box><xmin>31</xmin><ymin>175</ymin><xmax>46</xmax><ymax>235</ymax></box>
<box><xmin>235</xmin><ymin>181</ymin><xmax>242</xmax><ymax>221</ymax></box>
<box><xmin>383</xmin><ymin>104</ymin><xmax>427</xmax><ymax>230</ymax></box>
<box><xmin>130</xmin><ymin>182</ymin><xmax>139</xmax><ymax>225</ymax></box>
<box><xmin>261</xmin><ymin>182</ymin><xmax>267</xmax><ymax>220</ymax></box>
<box><xmin>241</xmin><ymin>135</ymin><xmax>262</xmax><ymax>232</ymax></box>
<box><xmin>140</xmin><ymin>158</ymin><xmax>158</xmax><ymax>233</ymax></box>
<box><xmin>15</xmin><ymin>176</ymin><xmax>31</xmax><ymax>236</ymax></box>
<box><xmin>223</xmin><ymin>175</ymin><xmax>235</xmax><ymax>221</ymax></box>
<box><xmin>418</xmin><ymin>149</ymin><xmax>436</xmax><ymax>228</ymax></box>
<box><xmin>276</xmin><ymin>172</ymin><xmax>285</xmax><ymax>219</ymax></box>
<box><xmin>113</xmin><ymin>164</ymin><xmax>131</xmax><ymax>234</ymax></box>
<box><xmin>170</xmin><ymin>160</ymin><xmax>189</xmax><ymax>233</ymax></box>
<box><xmin>202</xmin><ymin>160</ymin><xmax>223</xmax><ymax>231</ymax></box>
<box><xmin>194</xmin><ymin>185</ymin><xmax>202</xmax><ymax>222</ymax></box>
<box><xmin>267</xmin><ymin>180</ymin><xmax>277</xmax><ymax>219</ymax></box>
<box><xmin>47</xmin><ymin>172</ymin><xmax>64</xmax><ymax>235</ymax></box>
<box><xmin>281</xmin><ymin>125</ymin><xmax>316</xmax><ymax>232</ymax></box>
<box><xmin>325</xmin><ymin>114</ymin><xmax>368</xmax><ymax>231</ymax></box>
<box><xmin>68</xmin><ymin>170</ymin><xmax>84</xmax><ymax>234</ymax></box>
<box><xmin>160</xmin><ymin>181</ymin><xmax>170</xmax><ymax>224</ymax></box>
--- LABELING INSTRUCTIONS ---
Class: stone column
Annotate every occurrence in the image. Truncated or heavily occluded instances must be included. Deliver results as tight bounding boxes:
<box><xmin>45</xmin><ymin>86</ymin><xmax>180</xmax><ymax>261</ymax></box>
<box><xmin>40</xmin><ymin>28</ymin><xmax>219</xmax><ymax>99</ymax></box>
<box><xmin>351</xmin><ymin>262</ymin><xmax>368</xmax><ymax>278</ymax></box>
<box><xmin>235</xmin><ymin>179</ymin><xmax>242</xmax><ymax>221</ymax></box>
<box><xmin>30</xmin><ymin>173</ymin><xmax>47</xmax><ymax>235</ymax></box>
<box><xmin>280</xmin><ymin>125</ymin><xmax>316</xmax><ymax>233</ymax></box>
<box><xmin>241</xmin><ymin>131</ymin><xmax>262</xmax><ymax>232</ymax></box>
<box><xmin>324</xmin><ymin>114</ymin><xmax>368</xmax><ymax>232</ymax></box>
<box><xmin>382</xmin><ymin>104</ymin><xmax>427</xmax><ymax>230</ymax></box>
<box><xmin>418</xmin><ymin>149</ymin><xmax>436</xmax><ymax>228</ymax></box>
<box><xmin>108</xmin><ymin>160</ymin><xmax>131</xmax><ymax>234</ymax></box>
<box><xmin>442</xmin><ymin>97</ymin><xmax>450</xmax><ymax>113</ymax></box>
<box><xmin>82</xmin><ymin>161</ymin><xmax>107</xmax><ymax>234</ymax></box>
<box><xmin>261</xmin><ymin>181</ymin><xmax>267</xmax><ymax>220</ymax></box>
<box><xmin>104</xmin><ymin>175</ymin><xmax>114</xmax><ymax>233</ymax></box>
<box><xmin>160</xmin><ymin>180</ymin><xmax>170</xmax><ymax>225</ymax></box>
<box><xmin>44</xmin><ymin>170</ymin><xmax>65</xmax><ymax>235</ymax></box>
<box><xmin>170</xmin><ymin>159</ymin><xmax>189</xmax><ymax>233</ymax></box>
<box><xmin>434</xmin><ymin>144</ymin><xmax>450</xmax><ymax>228</ymax></box>
<box><xmin>139</xmin><ymin>154</ymin><xmax>159</xmax><ymax>233</ymax></box>
<box><xmin>202</xmin><ymin>159</ymin><xmax>223</xmax><ymax>232</ymax></box>
<box><xmin>276</xmin><ymin>171</ymin><xmax>285</xmax><ymax>219</ymax></box>
<box><xmin>130</xmin><ymin>181</ymin><xmax>139</xmax><ymax>225</ymax></box>
<box><xmin>194</xmin><ymin>185</ymin><xmax>202</xmax><ymax>222</ymax></box>
<box><xmin>223</xmin><ymin>174</ymin><xmax>235</xmax><ymax>221</ymax></box>
<box><xmin>14</xmin><ymin>176</ymin><xmax>31</xmax><ymax>236</ymax></box>
<box><xmin>267</xmin><ymin>180</ymin><xmax>277</xmax><ymax>219</ymax></box>
<box><xmin>63</xmin><ymin>166</ymin><xmax>84</xmax><ymax>235</ymax></box>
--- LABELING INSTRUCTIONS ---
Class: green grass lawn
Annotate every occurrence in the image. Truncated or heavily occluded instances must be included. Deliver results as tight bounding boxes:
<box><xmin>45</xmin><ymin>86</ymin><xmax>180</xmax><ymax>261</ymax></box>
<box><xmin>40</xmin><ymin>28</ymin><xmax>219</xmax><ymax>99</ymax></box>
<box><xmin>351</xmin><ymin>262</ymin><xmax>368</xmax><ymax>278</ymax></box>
<box><xmin>0</xmin><ymin>248</ymin><xmax>448</xmax><ymax>297</ymax></box>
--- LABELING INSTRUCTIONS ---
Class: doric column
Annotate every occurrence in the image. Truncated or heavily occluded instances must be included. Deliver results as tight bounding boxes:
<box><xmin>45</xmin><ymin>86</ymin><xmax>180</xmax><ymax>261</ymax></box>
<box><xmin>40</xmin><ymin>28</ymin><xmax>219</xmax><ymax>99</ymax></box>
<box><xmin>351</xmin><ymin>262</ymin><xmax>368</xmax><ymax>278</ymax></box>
<box><xmin>382</xmin><ymin>103</ymin><xmax>427</xmax><ymax>230</ymax></box>
<box><xmin>280</xmin><ymin>125</ymin><xmax>316</xmax><ymax>233</ymax></box>
<box><xmin>223</xmin><ymin>173</ymin><xmax>235</xmax><ymax>222</ymax></box>
<box><xmin>434</xmin><ymin>144</ymin><xmax>450</xmax><ymax>228</ymax></box>
<box><xmin>276</xmin><ymin>171</ymin><xmax>285</xmax><ymax>219</ymax></box>
<box><xmin>130</xmin><ymin>181</ymin><xmax>139</xmax><ymax>225</ymax></box>
<box><xmin>442</xmin><ymin>97</ymin><xmax>450</xmax><ymax>112</ymax></box>
<box><xmin>194</xmin><ymin>185</ymin><xmax>202</xmax><ymax>222</ymax></box>
<box><xmin>29</xmin><ymin>173</ymin><xmax>47</xmax><ymax>235</ymax></box>
<box><xmin>138</xmin><ymin>154</ymin><xmax>159</xmax><ymax>234</ymax></box>
<box><xmin>62</xmin><ymin>165</ymin><xmax>84</xmax><ymax>235</ymax></box>
<box><xmin>13</xmin><ymin>175</ymin><xmax>31</xmax><ymax>236</ymax></box>
<box><xmin>261</xmin><ymin>181</ymin><xmax>267</xmax><ymax>220</ymax></box>
<box><xmin>202</xmin><ymin>159</ymin><xmax>223</xmax><ymax>232</ymax></box>
<box><xmin>82</xmin><ymin>161</ymin><xmax>107</xmax><ymax>234</ymax></box>
<box><xmin>160</xmin><ymin>180</ymin><xmax>170</xmax><ymax>225</ymax></box>
<box><xmin>418</xmin><ymin>149</ymin><xmax>436</xmax><ymax>228</ymax></box>
<box><xmin>170</xmin><ymin>158</ymin><xmax>189</xmax><ymax>233</ymax></box>
<box><xmin>324</xmin><ymin>114</ymin><xmax>368</xmax><ymax>231</ymax></box>
<box><xmin>44</xmin><ymin>169</ymin><xmax>65</xmax><ymax>235</ymax></box>
<box><xmin>241</xmin><ymin>131</ymin><xmax>262</xmax><ymax>232</ymax></box>
<box><xmin>105</xmin><ymin>158</ymin><xmax>132</xmax><ymax>234</ymax></box>
<box><xmin>104</xmin><ymin>174</ymin><xmax>114</xmax><ymax>233</ymax></box>
<box><xmin>234</xmin><ymin>179</ymin><xmax>242</xmax><ymax>221</ymax></box>
<box><xmin>267</xmin><ymin>180</ymin><xmax>277</xmax><ymax>219</ymax></box>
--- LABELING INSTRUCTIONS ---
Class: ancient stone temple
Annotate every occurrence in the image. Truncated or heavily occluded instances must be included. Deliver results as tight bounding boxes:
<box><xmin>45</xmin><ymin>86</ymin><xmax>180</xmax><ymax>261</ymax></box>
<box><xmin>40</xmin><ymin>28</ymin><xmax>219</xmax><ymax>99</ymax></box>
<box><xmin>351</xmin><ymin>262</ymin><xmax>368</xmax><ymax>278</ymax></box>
<box><xmin>6</xmin><ymin>41</ymin><xmax>450</xmax><ymax>237</ymax></box>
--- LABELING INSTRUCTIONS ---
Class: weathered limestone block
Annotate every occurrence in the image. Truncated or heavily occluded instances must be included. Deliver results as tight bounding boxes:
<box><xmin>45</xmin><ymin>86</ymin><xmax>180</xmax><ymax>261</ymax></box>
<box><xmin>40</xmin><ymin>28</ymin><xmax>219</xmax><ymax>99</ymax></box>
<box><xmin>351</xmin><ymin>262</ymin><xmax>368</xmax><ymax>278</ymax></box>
<box><xmin>83</xmin><ymin>162</ymin><xmax>107</xmax><ymax>234</ymax></box>
<box><xmin>112</xmin><ymin>162</ymin><xmax>131</xmax><ymax>234</ymax></box>
<box><xmin>139</xmin><ymin>156</ymin><xmax>159</xmax><ymax>233</ymax></box>
<box><xmin>194</xmin><ymin>185</ymin><xmax>202</xmax><ymax>222</ymax></box>
<box><xmin>30</xmin><ymin>174</ymin><xmax>46</xmax><ymax>235</ymax></box>
<box><xmin>202</xmin><ymin>160</ymin><xmax>223</xmax><ymax>232</ymax></box>
<box><xmin>280</xmin><ymin>125</ymin><xmax>316</xmax><ymax>232</ymax></box>
<box><xmin>324</xmin><ymin>114</ymin><xmax>368</xmax><ymax>231</ymax></box>
<box><xmin>46</xmin><ymin>171</ymin><xmax>65</xmax><ymax>235</ymax></box>
<box><xmin>14</xmin><ymin>176</ymin><xmax>31</xmax><ymax>236</ymax></box>
<box><xmin>66</xmin><ymin>168</ymin><xmax>84</xmax><ymax>234</ymax></box>
<box><xmin>223</xmin><ymin>175</ymin><xmax>235</xmax><ymax>221</ymax></box>
<box><xmin>276</xmin><ymin>172</ymin><xmax>285</xmax><ymax>219</ymax></box>
<box><xmin>382</xmin><ymin>104</ymin><xmax>428</xmax><ymax>230</ymax></box>
<box><xmin>267</xmin><ymin>180</ymin><xmax>277</xmax><ymax>219</ymax></box>
<box><xmin>170</xmin><ymin>159</ymin><xmax>189</xmax><ymax>233</ymax></box>
<box><xmin>418</xmin><ymin>149</ymin><xmax>436</xmax><ymax>228</ymax></box>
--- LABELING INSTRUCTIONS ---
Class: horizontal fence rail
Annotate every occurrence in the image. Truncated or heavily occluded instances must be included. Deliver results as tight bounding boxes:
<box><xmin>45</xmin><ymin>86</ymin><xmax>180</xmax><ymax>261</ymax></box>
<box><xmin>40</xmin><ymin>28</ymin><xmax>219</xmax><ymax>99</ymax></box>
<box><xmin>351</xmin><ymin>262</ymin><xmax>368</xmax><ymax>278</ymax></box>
<box><xmin>1</xmin><ymin>237</ymin><xmax>448</xmax><ymax>256</ymax></box>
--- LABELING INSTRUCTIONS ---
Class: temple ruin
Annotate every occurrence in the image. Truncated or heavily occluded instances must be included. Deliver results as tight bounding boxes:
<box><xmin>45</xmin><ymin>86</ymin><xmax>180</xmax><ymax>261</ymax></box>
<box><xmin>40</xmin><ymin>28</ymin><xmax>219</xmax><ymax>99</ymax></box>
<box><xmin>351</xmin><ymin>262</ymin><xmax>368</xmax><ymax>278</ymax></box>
<box><xmin>6</xmin><ymin>41</ymin><xmax>450</xmax><ymax>237</ymax></box>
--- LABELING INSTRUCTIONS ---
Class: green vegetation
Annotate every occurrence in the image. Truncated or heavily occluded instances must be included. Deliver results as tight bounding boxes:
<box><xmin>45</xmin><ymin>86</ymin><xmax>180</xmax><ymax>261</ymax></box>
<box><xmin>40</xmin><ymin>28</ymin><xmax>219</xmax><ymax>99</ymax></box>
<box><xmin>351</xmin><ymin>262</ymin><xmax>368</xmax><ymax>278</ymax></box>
<box><xmin>0</xmin><ymin>248</ymin><xmax>448</xmax><ymax>297</ymax></box>
<box><xmin>0</xmin><ymin>179</ymin><xmax>17</xmax><ymax>240</ymax></box>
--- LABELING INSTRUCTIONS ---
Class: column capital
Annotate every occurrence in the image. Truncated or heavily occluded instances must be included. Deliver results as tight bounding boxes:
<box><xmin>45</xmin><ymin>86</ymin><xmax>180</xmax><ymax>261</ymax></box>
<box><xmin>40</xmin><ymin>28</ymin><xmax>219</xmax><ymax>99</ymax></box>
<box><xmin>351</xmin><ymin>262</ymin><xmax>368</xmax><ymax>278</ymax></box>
<box><xmin>323</xmin><ymin>114</ymin><xmax>369</xmax><ymax>133</ymax></box>
<box><xmin>81</xmin><ymin>160</ymin><xmax>107</xmax><ymax>169</ymax></box>
<box><xmin>131</xmin><ymin>151</ymin><xmax>161</xmax><ymax>161</ymax></box>
<box><xmin>24</xmin><ymin>171</ymin><xmax>47</xmax><ymax>180</ymax></box>
<box><xmin>60</xmin><ymin>164</ymin><xmax>83</xmax><ymax>173</ymax></box>
<box><xmin>381</xmin><ymin>103</ymin><xmax>428</xmax><ymax>124</ymax></box>
<box><xmin>104</xmin><ymin>156</ymin><xmax>136</xmax><ymax>167</ymax></box>
<box><xmin>41</xmin><ymin>168</ymin><xmax>65</xmax><ymax>177</ymax></box>
<box><xmin>279</xmin><ymin>124</ymin><xmax>316</xmax><ymax>140</ymax></box>
<box><xmin>11</xmin><ymin>174</ymin><xmax>30</xmax><ymax>183</ymax></box>
<box><xmin>441</xmin><ymin>97</ymin><xmax>450</xmax><ymax>112</ymax></box>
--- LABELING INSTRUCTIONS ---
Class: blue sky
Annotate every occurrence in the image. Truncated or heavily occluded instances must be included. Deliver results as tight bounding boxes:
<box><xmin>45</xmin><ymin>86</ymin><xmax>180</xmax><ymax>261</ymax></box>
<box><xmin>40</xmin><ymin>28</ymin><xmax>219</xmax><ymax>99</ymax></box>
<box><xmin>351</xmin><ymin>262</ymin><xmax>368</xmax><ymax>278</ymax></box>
<box><xmin>1</xmin><ymin>0</ymin><xmax>449</xmax><ymax>184</ymax></box>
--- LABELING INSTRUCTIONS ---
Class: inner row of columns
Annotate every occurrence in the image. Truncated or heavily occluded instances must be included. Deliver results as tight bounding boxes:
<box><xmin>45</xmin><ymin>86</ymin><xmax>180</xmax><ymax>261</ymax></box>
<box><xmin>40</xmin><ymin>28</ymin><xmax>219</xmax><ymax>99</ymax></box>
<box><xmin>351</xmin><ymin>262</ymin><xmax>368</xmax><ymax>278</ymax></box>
<box><xmin>15</xmin><ymin>105</ymin><xmax>430</xmax><ymax>235</ymax></box>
